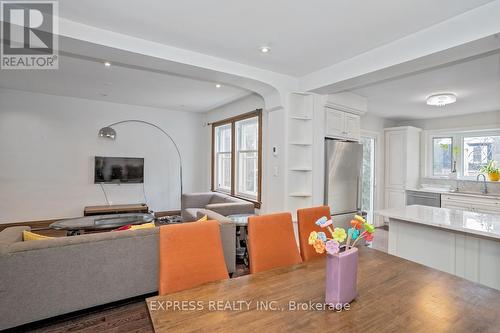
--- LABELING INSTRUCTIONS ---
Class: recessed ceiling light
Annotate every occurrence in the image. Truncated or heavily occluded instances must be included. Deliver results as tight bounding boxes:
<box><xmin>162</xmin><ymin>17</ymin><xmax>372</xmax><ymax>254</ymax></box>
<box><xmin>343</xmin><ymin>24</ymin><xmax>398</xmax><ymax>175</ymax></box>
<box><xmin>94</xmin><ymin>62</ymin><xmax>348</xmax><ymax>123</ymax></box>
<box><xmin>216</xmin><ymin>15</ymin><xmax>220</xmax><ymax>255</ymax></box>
<box><xmin>100</xmin><ymin>93</ymin><xmax>108</xmax><ymax>97</ymax></box>
<box><xmin>215</xmin><ymin>84</ymin><xmax>221</xmax><ymax>88</ymax></box>
<box><xmin>104</xmin><ymin>62</ymin><xmax>111</xmax><ymax>68</ymax></box>
<box><xmin>259</xmin><ymin>46</ymin><xmax>271</xmax><ymax>53</ymax></box>
<box><xmin>426</xmin><ymin>93</ymin><xmax>457</xmax><ymax>107</ymax></box>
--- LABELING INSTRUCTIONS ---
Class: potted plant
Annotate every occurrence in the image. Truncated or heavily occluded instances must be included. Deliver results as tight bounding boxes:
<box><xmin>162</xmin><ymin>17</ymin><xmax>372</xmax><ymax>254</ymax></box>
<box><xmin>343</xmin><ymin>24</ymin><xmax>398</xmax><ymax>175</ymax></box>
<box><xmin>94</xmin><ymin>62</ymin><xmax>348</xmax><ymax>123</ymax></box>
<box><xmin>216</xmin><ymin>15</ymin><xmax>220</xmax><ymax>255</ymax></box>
<box><xmin>479</xmin><ymin>160</ymin><xmax>500</xmax><ymax>181</ymax></box>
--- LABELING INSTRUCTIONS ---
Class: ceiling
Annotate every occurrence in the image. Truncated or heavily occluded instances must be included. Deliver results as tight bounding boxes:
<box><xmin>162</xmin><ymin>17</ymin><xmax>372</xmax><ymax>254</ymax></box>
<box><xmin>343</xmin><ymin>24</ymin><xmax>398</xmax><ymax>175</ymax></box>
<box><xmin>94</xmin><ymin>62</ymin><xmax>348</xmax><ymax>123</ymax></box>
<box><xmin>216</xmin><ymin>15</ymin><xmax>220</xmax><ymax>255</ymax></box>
<box><xmin>351</xmin><ymin>52</ymin><xmax>500</xmax><ymax>120</ymax></box>
<box><xmin>59</xmin><ymin>0</ymin><xmax>494</xmax><ymax>76</ymax></box>
<box><xmin>0</xmin><ymin>54</ymin><xmax>251</xmax><ymax>112</ymax></box>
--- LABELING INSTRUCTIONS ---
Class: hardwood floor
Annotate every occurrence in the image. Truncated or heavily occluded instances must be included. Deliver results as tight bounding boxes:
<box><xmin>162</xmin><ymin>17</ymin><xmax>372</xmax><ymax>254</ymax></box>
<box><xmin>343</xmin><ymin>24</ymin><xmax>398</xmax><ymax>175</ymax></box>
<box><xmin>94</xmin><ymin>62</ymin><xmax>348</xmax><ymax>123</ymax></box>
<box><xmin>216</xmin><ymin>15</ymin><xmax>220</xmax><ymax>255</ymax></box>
<box><xmin>9</xmin><ymin>296</ymin><xmax>154</xmax><ymax>333</ymax></box>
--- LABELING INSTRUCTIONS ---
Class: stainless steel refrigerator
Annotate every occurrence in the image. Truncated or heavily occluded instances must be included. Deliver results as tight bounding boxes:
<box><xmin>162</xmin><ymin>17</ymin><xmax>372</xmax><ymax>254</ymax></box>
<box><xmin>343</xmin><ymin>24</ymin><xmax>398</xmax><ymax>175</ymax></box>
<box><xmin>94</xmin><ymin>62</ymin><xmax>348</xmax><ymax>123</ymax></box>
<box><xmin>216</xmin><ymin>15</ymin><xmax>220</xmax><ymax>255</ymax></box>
<box><xmin>324</xmin><ymin>139</ymin><xmax>363</xmax><ymax>229</ymax></box>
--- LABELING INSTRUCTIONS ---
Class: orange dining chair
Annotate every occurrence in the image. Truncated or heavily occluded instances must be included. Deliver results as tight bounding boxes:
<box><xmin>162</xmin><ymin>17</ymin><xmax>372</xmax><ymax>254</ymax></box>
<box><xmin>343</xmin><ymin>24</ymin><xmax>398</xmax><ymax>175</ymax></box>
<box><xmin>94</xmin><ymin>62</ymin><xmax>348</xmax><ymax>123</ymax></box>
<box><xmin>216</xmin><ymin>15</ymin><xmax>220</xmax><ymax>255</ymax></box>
<box><xmin>159</xmin><ymin>220</ymin><xmax>228</xmax><ymax>295</ymax></box>
<box><xmin>247</xmin><ymin>212</ymin><xmax>302</xmax><ymax>274</ymax></box>
<box><xmin>297</xmin><ymin>206</ymin><xmax>332</xmax><ymax>261</ymax></box>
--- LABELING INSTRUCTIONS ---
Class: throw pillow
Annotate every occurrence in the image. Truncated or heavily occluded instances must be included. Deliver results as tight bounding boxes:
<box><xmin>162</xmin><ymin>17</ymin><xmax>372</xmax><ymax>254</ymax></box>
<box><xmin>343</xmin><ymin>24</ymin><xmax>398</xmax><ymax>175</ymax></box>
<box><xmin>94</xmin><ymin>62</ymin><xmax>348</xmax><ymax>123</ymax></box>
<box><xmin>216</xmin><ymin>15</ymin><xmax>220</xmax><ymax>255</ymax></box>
<box><xmin>129</xmin><ymin>222</ymin><xmax>155</xmax><ymax>230</ymax></box>
<box><xmin>197</xmin><ymin>215</ymin><xmax>208</xmax><ymax>222</ymax></box>
<box><xmin>23</xmin><ymin>230</ymin><xmax>54</xmax><ymax>241</ymax></box>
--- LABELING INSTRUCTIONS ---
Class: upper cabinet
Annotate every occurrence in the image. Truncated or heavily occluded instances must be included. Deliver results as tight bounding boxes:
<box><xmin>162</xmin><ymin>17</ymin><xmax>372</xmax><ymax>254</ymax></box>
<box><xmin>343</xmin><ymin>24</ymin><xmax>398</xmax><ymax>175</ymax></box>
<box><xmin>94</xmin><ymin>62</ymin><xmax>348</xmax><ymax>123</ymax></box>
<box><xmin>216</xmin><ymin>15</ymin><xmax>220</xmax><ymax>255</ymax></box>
<box><xmin>325</xmin><ymin>108</ymin><xmax>361</xmax><ymax>141</ymax></box>
<box><xmin>384</xmin><ymin>126</ymin><xmax>422</xmax><ymax>190</ymax></box>
<box><xmin>324</xmin><ymin>92</ymin><xmax>366</xmax><ymax>142</ymax></box>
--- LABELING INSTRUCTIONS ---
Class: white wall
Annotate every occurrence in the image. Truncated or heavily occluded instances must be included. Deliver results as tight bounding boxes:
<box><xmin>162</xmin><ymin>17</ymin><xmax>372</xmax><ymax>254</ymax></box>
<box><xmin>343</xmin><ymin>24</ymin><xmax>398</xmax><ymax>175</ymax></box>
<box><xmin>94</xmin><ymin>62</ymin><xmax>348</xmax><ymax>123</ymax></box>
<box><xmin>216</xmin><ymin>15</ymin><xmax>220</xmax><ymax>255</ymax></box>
<box><xmin>0</xmin><ymin>89</ymin><xmax>206</xmax><ymax>223</ymax></box>
<box><xmin>203</xmin><ymin>93</ymin><xmax>286</xmax><ymax>213</ymax></box>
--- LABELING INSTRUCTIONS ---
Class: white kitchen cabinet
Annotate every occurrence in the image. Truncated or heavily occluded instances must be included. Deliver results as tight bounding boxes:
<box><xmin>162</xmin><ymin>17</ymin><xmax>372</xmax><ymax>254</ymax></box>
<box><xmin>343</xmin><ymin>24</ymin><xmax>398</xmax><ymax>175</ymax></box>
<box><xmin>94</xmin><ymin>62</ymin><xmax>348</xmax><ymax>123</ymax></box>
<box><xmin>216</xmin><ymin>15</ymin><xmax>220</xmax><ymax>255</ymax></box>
<box><xmin>345</xmin><ymin>113</ymin><xmax>361</xmax><ymax>140</ymax></box>
<box><xmin>325</xmin><ymin>108</ymin><xmax>360</xmax><ymax>141</ymax></box>
<box><xmin>385</xmin><ymin>189</ymin><xmax>406</xmax><ymax>210</ymax></box>
<box><xmin>384</xmin><ymin>126</ymin><xmax>421</xmax><ymax>209</ymax></box>
<box><xmin>442</xmin><ymin>194</ymin><xmax>500</xmax><ymax>215</ymax></box>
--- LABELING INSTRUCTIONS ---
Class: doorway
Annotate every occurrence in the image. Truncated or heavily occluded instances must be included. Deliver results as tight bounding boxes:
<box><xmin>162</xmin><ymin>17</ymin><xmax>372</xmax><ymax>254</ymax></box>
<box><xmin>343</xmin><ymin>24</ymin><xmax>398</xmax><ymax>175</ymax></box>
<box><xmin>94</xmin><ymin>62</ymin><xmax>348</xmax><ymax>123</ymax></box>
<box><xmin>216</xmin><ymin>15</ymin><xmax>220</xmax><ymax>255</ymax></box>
<box><xmin>361</xmin><ymin>135</ymin><xmax>376</xmax><ymax>224</ymax></box>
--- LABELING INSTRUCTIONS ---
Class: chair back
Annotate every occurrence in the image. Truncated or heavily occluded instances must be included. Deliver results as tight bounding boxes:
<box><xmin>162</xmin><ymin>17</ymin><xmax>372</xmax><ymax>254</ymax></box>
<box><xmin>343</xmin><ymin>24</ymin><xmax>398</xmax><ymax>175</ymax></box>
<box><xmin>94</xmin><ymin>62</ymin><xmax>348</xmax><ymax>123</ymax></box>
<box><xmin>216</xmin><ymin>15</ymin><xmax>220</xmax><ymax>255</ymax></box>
<box><xmin>159</xmin><ymin>220</ymin><xmax>228</xmax><ymax>295</ymax></box>
<box><xmin>247</xmin><ymin>212</ymin><xmax>302</xmax><ymax>274</ymax></box>
<box><xmin>297</xmin><ymin>206</ymin><xmax>332</xmax><ymax>261</ymax></box>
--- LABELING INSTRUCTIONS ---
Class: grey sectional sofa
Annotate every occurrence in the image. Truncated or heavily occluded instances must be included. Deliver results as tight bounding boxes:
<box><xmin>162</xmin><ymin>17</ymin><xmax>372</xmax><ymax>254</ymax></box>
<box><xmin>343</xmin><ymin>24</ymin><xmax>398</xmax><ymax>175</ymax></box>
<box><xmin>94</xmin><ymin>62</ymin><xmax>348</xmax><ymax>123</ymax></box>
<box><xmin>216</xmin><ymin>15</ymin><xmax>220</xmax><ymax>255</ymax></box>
<box><xmin>182</xmin><ymin>192</ymin><xmax>255</xmax><ymax>221</ymax></box>
<box><xmin>0</xmin><ymin>221</ymin><xmax>235</xmax><ymax>330</ymax></box>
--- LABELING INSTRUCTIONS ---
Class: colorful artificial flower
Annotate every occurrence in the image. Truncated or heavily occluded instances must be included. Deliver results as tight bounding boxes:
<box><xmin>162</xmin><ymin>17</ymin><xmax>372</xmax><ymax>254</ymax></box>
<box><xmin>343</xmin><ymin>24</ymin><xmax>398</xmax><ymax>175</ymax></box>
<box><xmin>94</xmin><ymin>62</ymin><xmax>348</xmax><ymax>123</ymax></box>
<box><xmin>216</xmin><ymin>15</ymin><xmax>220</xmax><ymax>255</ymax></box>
<box><xmin>317</xmin><ymin>232</ymin><xmax>327</xmax><ymax>242</ymax></box>
<box><xmin>325</xmin><ymin>240</ymin><xmax>340</xmax><ymax>255</ymax></box>
<box><xmin>364</xmin><ymin>232</ymin><xmax>374</xmax><ymax>242</ymax></box>
<box><xmin>354</xmin><ymin>215</ymin><xmax>366</xmax><ymax>223</ymax></box>
<box><xmin>348</xmin><ymin>227</ymin><xmax>360</xmax><ymax>240</ymax></box>
<box><xmin>350</xmin><ymin>219</ymin><xmax>363</xmax><ymax>230</ymax></box>
<box><xmin>308</xmin><ymin>231</ymin><xmax>318</xmax><ymax>245</ymax></box>
<box><xmin>313</xmin><ymin>239</ymin><xmax>326</xmax><ymax>254</ymax></box>
<box><xmin>315</xmin><ymin>216</ymin><xmax>333</xmax><ymax>228</ymax></box>
<box><xmin>332</xmin><ymin>227</ymin><xmax>347</xmax><ymax>242</ymax></box>
<box><xmin>364</xmin><ymin>222</ymin><xmax>375</xmax><ymax>234</ymax></box>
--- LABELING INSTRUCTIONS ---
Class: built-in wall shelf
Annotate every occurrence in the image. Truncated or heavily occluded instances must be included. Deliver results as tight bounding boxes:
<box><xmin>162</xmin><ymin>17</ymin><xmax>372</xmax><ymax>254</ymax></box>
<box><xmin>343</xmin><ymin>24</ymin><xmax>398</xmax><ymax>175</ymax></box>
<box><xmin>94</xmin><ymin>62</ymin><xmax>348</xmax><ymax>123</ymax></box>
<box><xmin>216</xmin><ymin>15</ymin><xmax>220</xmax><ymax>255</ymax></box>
<box><xmin>289</xmin><ymin>167</ymin><xmax>312</xmax><ymax>171</ymax></box>
<box><xmin>289</xmin><ymin>192</ymin><xmax>312</xmax><ymax>197</ymax></box>
<box><xmin>288</xmin><ymin>92</ymin><xmax>315</xmax><ymax>217</ymax></box>
<box><xmin>291</xmin><ymin>116</ymin><xmax>312</xmax><ymax>120</ymax></box>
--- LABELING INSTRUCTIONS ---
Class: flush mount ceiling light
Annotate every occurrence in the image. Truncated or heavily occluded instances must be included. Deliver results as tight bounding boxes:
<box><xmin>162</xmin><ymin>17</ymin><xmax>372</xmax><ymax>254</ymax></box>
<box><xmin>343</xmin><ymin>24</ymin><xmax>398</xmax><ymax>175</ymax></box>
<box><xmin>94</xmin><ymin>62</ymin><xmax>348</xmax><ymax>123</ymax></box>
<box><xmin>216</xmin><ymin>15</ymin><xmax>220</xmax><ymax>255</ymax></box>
<box><xmin>426</xmin><ymin>93</ymin><xmax>457</xmax><ymax>107</ymax></box>
<box><xmin>259</xmin><ymin>46</ymin><xmax>271</xmax><ymax>53</ymax></box>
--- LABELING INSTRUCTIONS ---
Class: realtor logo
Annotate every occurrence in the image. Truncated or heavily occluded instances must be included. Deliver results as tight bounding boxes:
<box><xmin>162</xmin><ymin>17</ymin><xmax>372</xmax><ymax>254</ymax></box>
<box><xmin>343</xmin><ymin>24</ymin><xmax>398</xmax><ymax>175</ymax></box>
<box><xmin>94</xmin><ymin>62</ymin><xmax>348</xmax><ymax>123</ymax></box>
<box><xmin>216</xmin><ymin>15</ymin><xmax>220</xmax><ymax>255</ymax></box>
<box><xmin>1</xmin><ymin>1</ymin><xmax>58</xmax><ymax>69</ymax></box>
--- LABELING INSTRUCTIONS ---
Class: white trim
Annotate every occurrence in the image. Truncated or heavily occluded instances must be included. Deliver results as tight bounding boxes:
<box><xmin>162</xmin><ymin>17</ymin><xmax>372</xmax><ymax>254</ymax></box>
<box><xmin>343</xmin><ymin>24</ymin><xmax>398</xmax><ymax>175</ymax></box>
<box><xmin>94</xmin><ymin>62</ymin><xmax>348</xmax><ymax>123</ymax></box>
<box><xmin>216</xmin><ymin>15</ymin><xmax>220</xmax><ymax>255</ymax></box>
<box><xmin>324</xmin><ymin>102</ymin><xmax>366</xmax><ymax>116</ymax></box>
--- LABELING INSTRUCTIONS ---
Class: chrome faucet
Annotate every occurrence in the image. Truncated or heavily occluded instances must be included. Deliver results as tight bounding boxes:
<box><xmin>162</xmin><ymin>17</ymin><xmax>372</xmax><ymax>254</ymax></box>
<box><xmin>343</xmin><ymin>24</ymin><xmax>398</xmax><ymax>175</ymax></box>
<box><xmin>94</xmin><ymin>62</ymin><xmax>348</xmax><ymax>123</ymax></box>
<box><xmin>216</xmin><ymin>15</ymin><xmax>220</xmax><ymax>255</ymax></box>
<box><xmin>477</xmin><ymin>174</ymin><xmax>488</xmax><ymax>194</ymax></box>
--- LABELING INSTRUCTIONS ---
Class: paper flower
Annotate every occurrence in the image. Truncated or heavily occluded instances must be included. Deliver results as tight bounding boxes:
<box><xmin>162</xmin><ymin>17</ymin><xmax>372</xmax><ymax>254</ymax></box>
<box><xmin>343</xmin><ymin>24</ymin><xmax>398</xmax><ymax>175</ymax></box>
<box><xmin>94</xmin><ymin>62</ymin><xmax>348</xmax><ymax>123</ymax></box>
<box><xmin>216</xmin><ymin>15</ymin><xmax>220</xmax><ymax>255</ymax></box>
<box><xmin>348</xmin><ymin>227</ymin><xmax>360</xmax><ymax>240</ymax></box>
<box><xmin>317</xmin><ymin>232</ymin><xmax>327</xmax><ymax>242</ymax></box>
<box><xmin>350</xmin><ymin>219</ymin><xmax>363</xmax><ymax>230</ymax></box>
<box><xmin>308</xmin><ymin>231</ymin><xmax>318</xmax><ymax>245</ymax></box>
<box><xmin>313</xmin><ymin>239</ymin><xmax>326</xmax><ymax>254</ymax></box>
<box><xmin>364</xmin><ymin>232</ymin><xmax>374</xmax><ymax>242</ymax></box>
<box><xmin>354</xmin><ymin>215</ymin><xmax>366</xmax><ymax>223</ymax></box>
<box><xmin>364</xmin><ymin>223</ymin><xmax>375</xmax><ymax>234</ymax></box>
<box><xmin>315</xmin><ymin>216</ymin><xmax>333</xmax><ymax>228</ymax></box>
<box><xmin>325</xmin><ymin>240</ymin><xmax>340</xmax><ymax>255</ymax></box>
<box><xmin>332</xmin><ymin>227</ymin><xmax>347</xmax><ymax>242</ymax></box>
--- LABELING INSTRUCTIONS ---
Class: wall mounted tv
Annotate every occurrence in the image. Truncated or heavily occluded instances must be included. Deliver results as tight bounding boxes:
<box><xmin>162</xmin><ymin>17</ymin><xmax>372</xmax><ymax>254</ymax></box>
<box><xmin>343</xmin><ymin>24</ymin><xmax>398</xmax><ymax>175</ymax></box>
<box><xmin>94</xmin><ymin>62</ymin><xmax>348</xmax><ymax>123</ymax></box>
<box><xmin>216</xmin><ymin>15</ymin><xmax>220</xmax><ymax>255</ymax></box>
<box><xmin>94</xmin><ymin>156</ymin><xmax>144</xmax><ymax>184</ymax></box>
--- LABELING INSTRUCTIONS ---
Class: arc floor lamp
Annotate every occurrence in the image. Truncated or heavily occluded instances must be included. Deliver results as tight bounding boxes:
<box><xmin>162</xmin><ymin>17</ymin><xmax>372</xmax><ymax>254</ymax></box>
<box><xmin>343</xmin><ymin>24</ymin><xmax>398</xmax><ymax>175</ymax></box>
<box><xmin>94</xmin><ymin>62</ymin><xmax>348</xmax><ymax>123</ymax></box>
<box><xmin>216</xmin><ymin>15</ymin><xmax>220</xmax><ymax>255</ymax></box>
<box><xmin>98</xmin><ymin>120</ymin><xmax>183</xmax><ymax>208</ymax></box>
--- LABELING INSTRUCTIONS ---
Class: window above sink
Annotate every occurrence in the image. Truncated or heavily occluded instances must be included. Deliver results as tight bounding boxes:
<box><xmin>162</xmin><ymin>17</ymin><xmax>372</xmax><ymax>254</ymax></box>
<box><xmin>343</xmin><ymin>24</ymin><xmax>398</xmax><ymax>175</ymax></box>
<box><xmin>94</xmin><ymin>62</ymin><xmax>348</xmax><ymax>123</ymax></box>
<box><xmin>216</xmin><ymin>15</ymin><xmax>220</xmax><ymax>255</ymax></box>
<box><xmin>425</xmin><ymin>128</ymin><xmax>500</xmax><ymax>180</ymax></box>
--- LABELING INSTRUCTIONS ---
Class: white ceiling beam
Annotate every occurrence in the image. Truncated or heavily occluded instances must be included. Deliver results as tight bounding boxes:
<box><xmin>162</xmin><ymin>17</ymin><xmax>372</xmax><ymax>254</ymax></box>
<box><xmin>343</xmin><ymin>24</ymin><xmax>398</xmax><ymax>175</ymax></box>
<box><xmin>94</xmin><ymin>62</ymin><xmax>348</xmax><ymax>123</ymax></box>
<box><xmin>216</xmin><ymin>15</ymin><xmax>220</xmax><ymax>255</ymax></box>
<box><xmin>299</xmin><ymin>0</ymin><xmax>500</xmax><ymax>93</ymax></box>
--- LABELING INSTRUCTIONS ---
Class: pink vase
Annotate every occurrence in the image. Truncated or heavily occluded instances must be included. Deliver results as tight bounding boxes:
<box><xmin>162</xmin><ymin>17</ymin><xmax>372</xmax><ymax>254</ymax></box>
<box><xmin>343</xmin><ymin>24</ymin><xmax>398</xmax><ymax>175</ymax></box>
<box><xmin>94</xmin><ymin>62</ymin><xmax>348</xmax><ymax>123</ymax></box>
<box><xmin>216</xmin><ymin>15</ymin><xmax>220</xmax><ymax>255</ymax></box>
<box><xmin>325</xmin><ymin>247</ymin><xmax>358</xmax><ymax>307</ymax></box>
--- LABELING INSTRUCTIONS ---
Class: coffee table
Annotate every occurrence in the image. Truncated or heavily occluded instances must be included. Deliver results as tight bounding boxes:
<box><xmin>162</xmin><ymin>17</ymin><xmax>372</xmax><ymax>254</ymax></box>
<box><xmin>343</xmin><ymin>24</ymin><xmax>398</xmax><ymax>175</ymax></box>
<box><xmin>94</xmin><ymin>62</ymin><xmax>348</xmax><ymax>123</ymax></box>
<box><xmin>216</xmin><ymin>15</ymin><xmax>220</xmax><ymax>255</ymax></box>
<box><xmin>50</xmin><ymin>213</ymin><xmax>155</xmax><ymax>236</ymax></box>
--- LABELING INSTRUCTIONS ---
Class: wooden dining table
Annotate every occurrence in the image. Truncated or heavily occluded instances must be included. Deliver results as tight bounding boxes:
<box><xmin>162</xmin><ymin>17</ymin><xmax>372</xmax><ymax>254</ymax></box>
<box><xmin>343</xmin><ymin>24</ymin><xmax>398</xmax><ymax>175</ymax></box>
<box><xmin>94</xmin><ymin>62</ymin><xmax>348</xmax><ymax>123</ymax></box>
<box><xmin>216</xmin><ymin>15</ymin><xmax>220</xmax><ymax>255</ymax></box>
<box><xmin>147</xmin><ymin>247</ymin><xmax>500</xmax><ymax>332</ymax></box>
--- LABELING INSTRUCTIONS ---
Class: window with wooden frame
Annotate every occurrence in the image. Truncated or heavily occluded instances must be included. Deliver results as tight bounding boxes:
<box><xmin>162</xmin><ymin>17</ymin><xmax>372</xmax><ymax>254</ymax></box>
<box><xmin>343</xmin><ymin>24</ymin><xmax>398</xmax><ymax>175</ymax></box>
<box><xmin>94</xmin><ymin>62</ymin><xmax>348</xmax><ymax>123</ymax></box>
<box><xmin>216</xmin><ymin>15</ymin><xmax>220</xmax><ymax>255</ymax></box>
<box><xmin>211</xmin><ymin>110</ymin><xmax>262</xmax><ymax>207</ymax></box>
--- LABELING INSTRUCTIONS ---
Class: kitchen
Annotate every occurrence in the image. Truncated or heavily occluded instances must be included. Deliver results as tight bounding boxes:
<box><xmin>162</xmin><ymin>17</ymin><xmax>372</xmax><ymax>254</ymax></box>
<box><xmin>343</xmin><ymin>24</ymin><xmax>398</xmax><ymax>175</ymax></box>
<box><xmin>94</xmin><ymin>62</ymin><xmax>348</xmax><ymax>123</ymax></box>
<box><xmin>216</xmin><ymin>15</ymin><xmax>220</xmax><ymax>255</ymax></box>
<box><xmin>353</xmin><ymin>50</ymin><xmax>500</xmax><ymax>291</ymax></box>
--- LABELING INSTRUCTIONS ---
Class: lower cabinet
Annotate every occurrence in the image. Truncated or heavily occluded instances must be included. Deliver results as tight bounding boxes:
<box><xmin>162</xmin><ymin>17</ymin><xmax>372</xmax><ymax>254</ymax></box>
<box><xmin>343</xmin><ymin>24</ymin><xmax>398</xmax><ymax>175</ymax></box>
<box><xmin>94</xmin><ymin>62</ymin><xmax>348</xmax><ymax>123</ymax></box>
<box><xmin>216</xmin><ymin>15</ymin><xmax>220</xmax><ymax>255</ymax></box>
<box><xmin>442</xmin><ymin>194</ymin><xmax>500</xmax><ymax>215</ymax></box>
<box><xmin>389</xmin><ymin>219</ymin><xmax>500</xmax><ymax>290</ymax></box>
<box><xmin>385</xmin><ymin>189</ymin><xmax>406</xmax><ymax>209</ymax></box>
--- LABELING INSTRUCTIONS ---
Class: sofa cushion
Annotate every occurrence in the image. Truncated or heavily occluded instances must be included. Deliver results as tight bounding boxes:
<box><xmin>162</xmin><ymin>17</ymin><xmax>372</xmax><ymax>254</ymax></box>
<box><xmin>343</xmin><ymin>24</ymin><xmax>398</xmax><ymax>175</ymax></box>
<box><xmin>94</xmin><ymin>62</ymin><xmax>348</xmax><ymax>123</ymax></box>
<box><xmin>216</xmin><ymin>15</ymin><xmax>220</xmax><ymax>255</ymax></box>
<box><xmin>0</xmin><ymin>226</ymin><xmax>30</xmax><ymax>244</ymax></box>
<box><xmin>195</xmin><ymin>209</ymin><xmax>231</xmax><ymax>224</ymax></box>
<box><xmin>183</xmin><ymin>208</ymin><xmax>200</xmax><ymax>222</ymax></box>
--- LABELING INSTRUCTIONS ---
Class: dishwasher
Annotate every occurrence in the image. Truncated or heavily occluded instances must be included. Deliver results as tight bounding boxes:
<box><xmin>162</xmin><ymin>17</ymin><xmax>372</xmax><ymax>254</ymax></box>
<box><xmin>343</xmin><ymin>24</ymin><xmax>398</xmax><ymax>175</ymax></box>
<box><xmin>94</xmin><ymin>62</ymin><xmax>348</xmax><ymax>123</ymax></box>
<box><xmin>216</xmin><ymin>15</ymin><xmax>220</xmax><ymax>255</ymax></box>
<box><xmin>406</xmin><ymin>190</ymin><xmax>441</xmax><ymax>207</ymax></box>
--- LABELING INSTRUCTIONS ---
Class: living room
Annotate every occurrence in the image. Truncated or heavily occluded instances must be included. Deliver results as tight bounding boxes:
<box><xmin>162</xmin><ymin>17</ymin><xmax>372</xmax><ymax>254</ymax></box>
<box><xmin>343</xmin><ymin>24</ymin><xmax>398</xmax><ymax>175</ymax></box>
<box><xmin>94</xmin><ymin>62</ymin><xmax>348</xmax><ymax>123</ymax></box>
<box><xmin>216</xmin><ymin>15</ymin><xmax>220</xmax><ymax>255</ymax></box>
<box><xmin>1</xmin><ymin>1</ymin><xmax>500</xmax><ymax>332</ymax></box>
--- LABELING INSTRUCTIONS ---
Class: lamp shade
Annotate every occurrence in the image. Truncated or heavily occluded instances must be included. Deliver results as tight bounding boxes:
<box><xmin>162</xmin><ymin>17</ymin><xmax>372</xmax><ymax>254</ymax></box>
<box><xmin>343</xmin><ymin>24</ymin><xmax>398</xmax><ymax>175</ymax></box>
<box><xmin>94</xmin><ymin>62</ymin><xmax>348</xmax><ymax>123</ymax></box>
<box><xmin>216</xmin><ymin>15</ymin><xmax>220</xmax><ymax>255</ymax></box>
<box><xmin>98</xmin><ymin>126</ymin><xmax>116</xmax><ymax>140</ymax></box>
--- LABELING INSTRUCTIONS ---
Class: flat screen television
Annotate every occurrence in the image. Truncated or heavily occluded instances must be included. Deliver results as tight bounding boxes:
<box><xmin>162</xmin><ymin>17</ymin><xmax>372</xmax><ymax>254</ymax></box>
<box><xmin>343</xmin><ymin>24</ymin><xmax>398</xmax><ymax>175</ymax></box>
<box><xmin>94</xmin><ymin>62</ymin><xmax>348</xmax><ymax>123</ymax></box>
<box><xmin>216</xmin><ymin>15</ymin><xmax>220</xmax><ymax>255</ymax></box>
<box><xmin>94</xmin><ymin>156</ymin><xmax>144</xmax><ymax>184</ymax></box>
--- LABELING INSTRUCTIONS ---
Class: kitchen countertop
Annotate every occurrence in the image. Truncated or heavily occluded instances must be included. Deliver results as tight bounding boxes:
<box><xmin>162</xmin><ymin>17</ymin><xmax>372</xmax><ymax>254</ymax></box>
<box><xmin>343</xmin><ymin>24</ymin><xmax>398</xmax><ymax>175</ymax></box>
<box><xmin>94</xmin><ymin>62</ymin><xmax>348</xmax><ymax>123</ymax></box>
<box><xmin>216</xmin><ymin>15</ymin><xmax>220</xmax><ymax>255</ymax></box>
<box><xmin>406</xmin><ymin>187</ymin><xmax>500</xmax><ymax>199</ymax></box>
<box><xmin>377</xmin><ymin>205</ymin><xmax>500</xmax><ymax>240</ymax></box>
<box><xmin>406</xmin><ymin>187</ymin><xmax>453</xmax><ymax>194</ymax></box>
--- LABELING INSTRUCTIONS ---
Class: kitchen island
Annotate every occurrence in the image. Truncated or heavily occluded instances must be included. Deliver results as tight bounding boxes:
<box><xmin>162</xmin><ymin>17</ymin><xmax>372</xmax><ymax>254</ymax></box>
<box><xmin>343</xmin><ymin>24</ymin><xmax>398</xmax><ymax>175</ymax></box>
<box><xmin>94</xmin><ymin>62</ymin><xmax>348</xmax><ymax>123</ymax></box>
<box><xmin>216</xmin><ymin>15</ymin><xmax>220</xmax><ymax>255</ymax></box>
<box><xmin>378</xmin><ymin>205</ymin><xmax>500</xmax><ymax>290</ymax></box>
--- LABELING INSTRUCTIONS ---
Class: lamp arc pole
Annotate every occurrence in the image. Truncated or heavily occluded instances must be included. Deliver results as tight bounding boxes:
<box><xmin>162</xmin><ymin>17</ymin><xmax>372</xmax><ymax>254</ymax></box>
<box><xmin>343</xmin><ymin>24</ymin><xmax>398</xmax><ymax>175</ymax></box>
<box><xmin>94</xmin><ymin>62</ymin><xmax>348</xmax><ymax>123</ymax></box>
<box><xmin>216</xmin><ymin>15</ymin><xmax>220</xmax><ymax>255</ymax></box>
<box><xmin>98</xmin><ymin>119</ymin><xmax>183</xmax><ymax>209</ymax></box>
